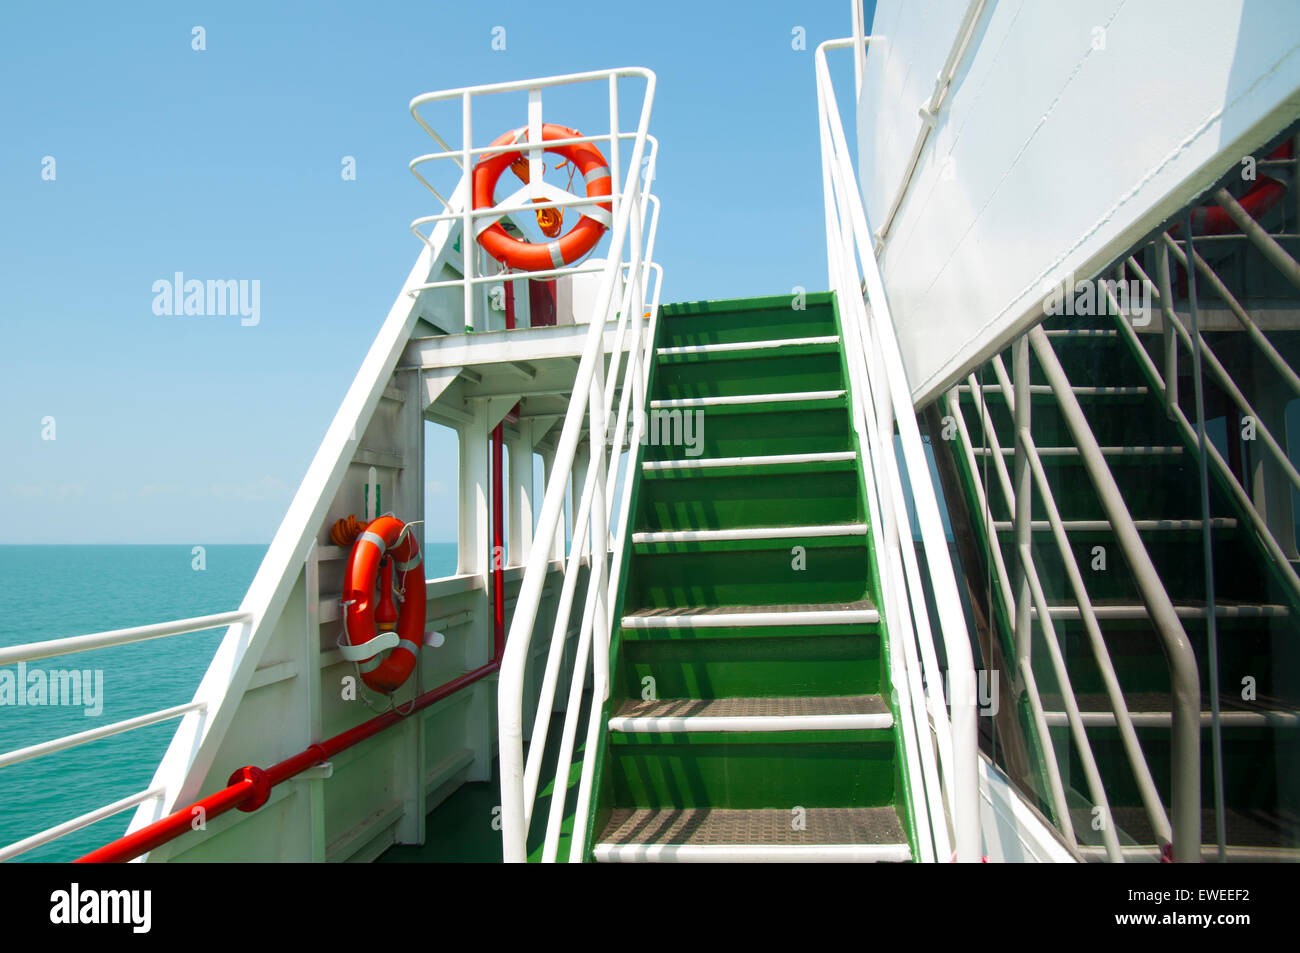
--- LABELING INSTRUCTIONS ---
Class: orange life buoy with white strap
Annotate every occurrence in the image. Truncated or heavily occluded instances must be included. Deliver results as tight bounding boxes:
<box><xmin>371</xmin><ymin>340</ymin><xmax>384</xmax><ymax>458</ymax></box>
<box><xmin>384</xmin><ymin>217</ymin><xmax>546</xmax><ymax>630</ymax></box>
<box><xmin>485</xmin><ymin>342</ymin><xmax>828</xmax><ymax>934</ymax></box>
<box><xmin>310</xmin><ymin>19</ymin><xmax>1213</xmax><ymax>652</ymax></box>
<box><xmin>341</xmin><ymin>515</ymin><xmax>426</xmax><ymax>694</ymax></box>
<box><xmin>472</xmin><ymin>123</ymin><xmax>612</xmax><ymax>271</ymax></box>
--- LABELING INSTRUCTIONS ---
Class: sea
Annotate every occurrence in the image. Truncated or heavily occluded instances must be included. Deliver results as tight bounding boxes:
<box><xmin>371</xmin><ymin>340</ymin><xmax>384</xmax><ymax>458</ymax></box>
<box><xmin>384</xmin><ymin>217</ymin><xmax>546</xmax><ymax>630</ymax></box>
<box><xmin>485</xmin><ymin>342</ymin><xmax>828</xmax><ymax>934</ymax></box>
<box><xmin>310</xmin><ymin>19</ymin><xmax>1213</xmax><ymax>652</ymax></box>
<box><xmin>0</xmin><ymin>542</ymin><xmax>459</xmax><ymax>862</ymax></box>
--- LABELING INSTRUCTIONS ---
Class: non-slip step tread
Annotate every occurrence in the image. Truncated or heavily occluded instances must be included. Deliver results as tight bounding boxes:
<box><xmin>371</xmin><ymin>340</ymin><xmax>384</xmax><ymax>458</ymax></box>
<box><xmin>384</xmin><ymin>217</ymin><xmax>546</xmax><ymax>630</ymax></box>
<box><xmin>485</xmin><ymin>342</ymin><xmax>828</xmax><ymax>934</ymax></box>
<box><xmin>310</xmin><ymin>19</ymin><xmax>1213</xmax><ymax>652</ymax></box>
<box><xmin>612</xmin><ymin>694</ymin><xmax>889</xmax><ymax>719</ymax></box>
<box><xmin>1069</xmin><ymin>805</ymin><xmax>1300</xmax><ymax>852</ymax></box>
<box><xmin>596</xmin><ymin>807</ymin><xmax>907</xmax><ymax>848</ymax></box>
<box><xmin>623</xmin><ymin>601</ymin><xmax>880</xmax><ymax>629</ymax></box>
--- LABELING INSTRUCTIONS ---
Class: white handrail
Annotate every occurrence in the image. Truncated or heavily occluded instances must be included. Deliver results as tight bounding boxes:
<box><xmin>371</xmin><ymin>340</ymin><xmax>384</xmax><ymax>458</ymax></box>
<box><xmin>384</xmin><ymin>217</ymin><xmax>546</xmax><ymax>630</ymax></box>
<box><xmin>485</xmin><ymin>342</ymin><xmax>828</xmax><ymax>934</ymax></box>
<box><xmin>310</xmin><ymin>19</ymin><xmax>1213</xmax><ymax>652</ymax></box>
<box><xmin>489</xmin><ymin>67</ymin><xmax>659</xmax><ymax>863</ymax></box>
<box><xmin>0</xmin><ymin>610</ymin><xmax>245</xmax><ymax>861</ymax></box>
<box><xmin>0</xmin><ymin>788</ymin><xmax>166</xmax><ymax>863</ymax></box>
<box><xmin>0</xmin><ymin>611</ymin><xmax>252</xmax><ymax>666</ymax></box>
<box><xmin>0</xmin><ymin>701</ymin><xmax>207</xmax><ymax>770</ymax></box>
<box><xmin>816</xmin><ymin>37</ymin><xmax>981</xmax><ymax>862</ymax></box>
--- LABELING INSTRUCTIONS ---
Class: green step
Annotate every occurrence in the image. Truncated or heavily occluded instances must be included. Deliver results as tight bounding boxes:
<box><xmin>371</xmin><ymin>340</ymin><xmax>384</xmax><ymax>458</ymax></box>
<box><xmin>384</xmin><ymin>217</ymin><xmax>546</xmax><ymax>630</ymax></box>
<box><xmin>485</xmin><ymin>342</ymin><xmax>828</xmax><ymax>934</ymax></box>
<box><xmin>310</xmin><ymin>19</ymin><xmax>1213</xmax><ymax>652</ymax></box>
<box><xmin>604</xmin><ymin>729</ymin><xmax>899</xmax><ymax>809</ymax></box>
<box><xmin>615</xmin><ymin>624</ymin><xmax>883</xmax><ymax>698</ymax></box>
<box><xmin>944</xmin><ymin>309</ymin><xmax>1300</xmax><ymax>858</ymax></box>
<box><xmin>973</xmin><ymin>449</ymin><xmax>1203</xmax><ymax>524</ymax></box>
<box><xmin>584</xmin><ymin>290</ymin><xmax>914</xmax><ymax>862</ymax></box>
<box><xmin>1036</xmin><ymin>614</ymin><xmax>1294</xmax><ymax>700</ymax></box>
<box><xmin>641</xmin><ymin>400</ymin><xmax>853</xmax><ymax>461</ymax></box>
<box><xmin>623</xmin><ymin>541</ymin><xmax>872</xmax><ymax>611</ymax></box>
<box><xmin>607</xmin><ymin>693</ymin><xmax>893</xmax><ymax>731</ymax></box>
<box><xmin>1050</xmin><ymin>721</ymin><xmax>1300</xmax><ymax>821</ymax></box>
<box><xmin>593</xmin><ymin>807</ymin><xmax>912</xmax><ymax>862</ymax></box>
<box><xmin>656</xmin><ymin>337</ymin><xmax>842</xmax><ymax>365</ymax></box>
<box><xmin>999</xmin><ymin>533</ymin><xmax>1264</xmax><ymax>604</ymax></box>
<box><xmin>1027</xmin><ymin>333</ymin><xmax>1136</xmax><ymax>389</ymax></box>
<box><xmin>957</xmin><ymin>386</ymin><xmax>1170</xmax><ymax>449</ymax></box>
<box><xmin>653</xmin><ymin>351</ymin><xmax>844</xmax><ymax>402</ymax></box>
<box><xmin>636</xmin><ymin>461</ymin><xmax>862</xmax><ymax>532</ymax></box>
<box><xmin>658</xmin><ymin>294</ymin><xmax>837</xmax><ymax>348</ymax></box>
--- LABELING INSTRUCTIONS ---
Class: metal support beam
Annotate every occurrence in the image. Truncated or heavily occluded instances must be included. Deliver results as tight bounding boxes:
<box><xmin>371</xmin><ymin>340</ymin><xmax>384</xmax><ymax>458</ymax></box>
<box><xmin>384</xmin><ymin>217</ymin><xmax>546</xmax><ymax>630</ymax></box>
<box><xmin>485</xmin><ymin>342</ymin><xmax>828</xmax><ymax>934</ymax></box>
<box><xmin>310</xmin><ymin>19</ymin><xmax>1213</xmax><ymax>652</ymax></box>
<box><xmin>507</xmin><ymin>420</ymin><xmax>536</xmax><ymax>566</ymax></box>
<box><xmin>1028</xmin><ymin>324</ymin><xmax>1201</xmax><ymax>862</ymax></box>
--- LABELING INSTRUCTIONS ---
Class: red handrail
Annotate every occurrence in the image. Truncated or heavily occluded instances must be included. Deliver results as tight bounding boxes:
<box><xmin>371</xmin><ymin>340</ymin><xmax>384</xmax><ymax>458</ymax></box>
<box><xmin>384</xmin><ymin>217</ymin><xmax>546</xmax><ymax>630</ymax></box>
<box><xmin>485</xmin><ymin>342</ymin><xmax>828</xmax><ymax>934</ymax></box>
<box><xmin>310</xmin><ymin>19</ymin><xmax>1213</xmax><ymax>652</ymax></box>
<box><xmin>75</xmin><ymin>660</ymin><xmax>500</xmax><ymax>863</ymax></box>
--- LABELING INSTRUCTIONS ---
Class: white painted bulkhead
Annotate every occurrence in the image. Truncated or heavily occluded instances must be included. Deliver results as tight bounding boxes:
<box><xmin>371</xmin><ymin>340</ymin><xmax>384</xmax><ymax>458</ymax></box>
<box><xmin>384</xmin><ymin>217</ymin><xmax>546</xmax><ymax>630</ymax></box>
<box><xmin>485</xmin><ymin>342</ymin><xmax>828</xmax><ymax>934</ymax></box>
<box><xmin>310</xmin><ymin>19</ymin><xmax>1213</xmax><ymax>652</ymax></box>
<box><xmin>978</xmin><ymin>755</ymin><xmax>1077</xmax><ymax>863</ymax></box>
<box><xmin>857</xmin><ymin>0</ymin><xmax>1300</xmax><ymax>406</ymax></box>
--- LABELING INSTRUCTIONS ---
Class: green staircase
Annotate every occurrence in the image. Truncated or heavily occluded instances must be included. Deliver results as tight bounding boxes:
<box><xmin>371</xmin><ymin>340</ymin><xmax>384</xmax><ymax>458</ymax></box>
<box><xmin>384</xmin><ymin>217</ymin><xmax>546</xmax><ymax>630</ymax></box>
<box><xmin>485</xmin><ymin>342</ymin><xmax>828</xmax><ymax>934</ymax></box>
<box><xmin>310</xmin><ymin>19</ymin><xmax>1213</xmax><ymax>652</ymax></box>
<box><xmin>580</xmin><ymin>292</ymin><xmax>918</xmax><ymax>862</ymax></box>
<box><xmin>944</xmin><ymin>313</ymin><xmax>1300</xmax><ymax>860</ymax></box>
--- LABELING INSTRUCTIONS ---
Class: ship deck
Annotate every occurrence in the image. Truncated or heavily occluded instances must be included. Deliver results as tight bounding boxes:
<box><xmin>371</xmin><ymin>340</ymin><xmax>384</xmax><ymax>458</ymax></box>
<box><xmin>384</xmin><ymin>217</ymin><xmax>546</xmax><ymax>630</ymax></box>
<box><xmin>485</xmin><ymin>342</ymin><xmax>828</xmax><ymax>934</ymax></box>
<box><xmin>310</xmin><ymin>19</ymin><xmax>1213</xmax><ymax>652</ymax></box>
<box><xmin>378</xmin><ymin>704</ymin><xmax>590</xmax><ymax>863</ymax></box>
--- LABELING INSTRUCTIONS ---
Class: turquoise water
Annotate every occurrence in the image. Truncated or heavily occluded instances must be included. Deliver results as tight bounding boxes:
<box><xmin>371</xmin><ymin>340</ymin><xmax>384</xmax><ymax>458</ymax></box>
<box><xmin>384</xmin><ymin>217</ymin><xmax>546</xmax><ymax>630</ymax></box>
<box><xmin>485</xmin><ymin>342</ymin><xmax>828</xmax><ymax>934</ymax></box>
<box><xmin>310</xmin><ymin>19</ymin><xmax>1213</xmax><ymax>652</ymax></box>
<box><xmin>0</xmin><ymin>542</ymin><xmax>458</xmax><ymax>862</ymax></box>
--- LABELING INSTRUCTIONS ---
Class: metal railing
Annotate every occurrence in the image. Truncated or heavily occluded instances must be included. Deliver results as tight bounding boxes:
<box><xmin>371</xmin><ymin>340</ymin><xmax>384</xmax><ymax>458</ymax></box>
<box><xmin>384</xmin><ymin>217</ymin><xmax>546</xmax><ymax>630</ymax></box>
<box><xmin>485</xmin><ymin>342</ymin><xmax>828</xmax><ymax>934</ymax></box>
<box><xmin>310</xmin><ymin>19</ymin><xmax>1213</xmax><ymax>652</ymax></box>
<box><xmin>945</xmin><ymin>329</ymin><xmax>1203</xmax><ymax>861</ymax></box>
<box><xmin>482</xmin><ymin>67</ymin><xmax>660</xmax><ymax>863</ymax></box>
<box><xmin>1105</xmin><ymin>171</ymin><xmax>1300</xmax><ymax>858</ymax></box>
<box><xmin>35</xmin><ymin>566</ymin><xmax>514</xmax><ymax>863</ymax></box>
<box><xmin>915</xmin><ymin>81</ymin><xmax>1300</xmax><ymax>875</ymax></box>
<box><xmin>817</xmin><ymin>36</ymin><xmax>981</xmax><ymax>862</ymax></box>
<box><xmin>0</xmin><ymin>612</ymin><xmax>250</xmax><ymax>861</ymax></box>
<box><xmin>407</xmin><ymin>68</ymin><xmax>658</xmax><ymax>329</ymax></box>
<box><xmin>944</xmin><ymin>167</ymin><xmax>1300</xmax><ymax>858</ymax></box>
<box><xmin>1119</xmin><ymin>236</ymin><xmax>1300</xmax><ymax>604</ymax></box>
<box><xmin>75</xmin><ymin>657</ymin><xmax>501</xmax><ymax>863</ymax></box>
<box><xmin>971</xmin><ymin>153</ymin><xmax>1300</xmax><ymax>861</ymax></box>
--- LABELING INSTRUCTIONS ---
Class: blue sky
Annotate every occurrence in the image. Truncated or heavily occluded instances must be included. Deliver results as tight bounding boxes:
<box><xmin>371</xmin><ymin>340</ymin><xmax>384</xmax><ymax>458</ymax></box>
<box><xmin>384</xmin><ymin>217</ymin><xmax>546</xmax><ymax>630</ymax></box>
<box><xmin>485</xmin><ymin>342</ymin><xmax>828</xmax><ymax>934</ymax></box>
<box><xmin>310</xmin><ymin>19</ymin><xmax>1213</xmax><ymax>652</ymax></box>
<box><xmin>0</xmin><ymin>1</ymin><xmax>870</xmax><ymax>544</ymax></box>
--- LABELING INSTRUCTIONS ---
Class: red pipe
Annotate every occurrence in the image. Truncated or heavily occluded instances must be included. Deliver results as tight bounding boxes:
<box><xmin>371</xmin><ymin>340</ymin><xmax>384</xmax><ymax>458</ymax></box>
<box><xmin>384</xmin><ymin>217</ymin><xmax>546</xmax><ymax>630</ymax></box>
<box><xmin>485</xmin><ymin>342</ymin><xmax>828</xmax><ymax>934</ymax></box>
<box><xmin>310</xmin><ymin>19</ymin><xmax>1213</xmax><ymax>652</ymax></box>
<box><xmin>75</xmin><ymin>661</ymin><xmax>500</xmax><ymax>863</ymax></box>
<box><xmin>492</xmin><ymin>423</ymin><xmax>505</xmax><ymax>661</ymax></box>
<box><xmin>492</xmin><ymin>278</ymin><xmax>515</xmax><ymax>660</ymax></box>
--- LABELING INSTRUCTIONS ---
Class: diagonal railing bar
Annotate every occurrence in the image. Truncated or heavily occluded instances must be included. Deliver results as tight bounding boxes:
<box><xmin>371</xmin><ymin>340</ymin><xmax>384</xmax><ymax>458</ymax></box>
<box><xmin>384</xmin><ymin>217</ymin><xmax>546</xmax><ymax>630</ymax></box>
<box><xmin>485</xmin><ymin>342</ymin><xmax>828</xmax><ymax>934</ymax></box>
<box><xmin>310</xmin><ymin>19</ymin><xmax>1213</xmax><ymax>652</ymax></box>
<box><xmin>1121</xmin><ymin>251</ymin><xmax>1300</xmax><ymax>601</ymax></box>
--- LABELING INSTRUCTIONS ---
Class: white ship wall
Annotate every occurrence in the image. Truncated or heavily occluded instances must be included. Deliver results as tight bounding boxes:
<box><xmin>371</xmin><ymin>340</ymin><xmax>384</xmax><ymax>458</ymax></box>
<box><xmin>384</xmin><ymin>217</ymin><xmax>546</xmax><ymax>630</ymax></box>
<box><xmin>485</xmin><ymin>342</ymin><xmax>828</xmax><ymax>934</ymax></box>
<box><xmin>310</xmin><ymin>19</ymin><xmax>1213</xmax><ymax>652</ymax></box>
<box><xmin>857</xmin><ymin>0</ymin><xmax>1300</xmax><ymax>406</ymax></box>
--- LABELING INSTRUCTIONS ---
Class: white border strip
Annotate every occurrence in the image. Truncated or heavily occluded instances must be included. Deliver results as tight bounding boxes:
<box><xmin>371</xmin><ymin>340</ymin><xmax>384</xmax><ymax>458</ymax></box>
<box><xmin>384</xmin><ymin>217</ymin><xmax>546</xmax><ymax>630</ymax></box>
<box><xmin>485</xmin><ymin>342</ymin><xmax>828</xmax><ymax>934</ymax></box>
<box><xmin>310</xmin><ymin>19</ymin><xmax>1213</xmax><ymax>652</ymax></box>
<box><xmin>607</xmin><ymin>712</ymin><xmax>894</xmax><ymax>732</ymax></box>
<box><xmin>643</xmin><ymin>451</ymin><xmax>856</xmax><ymax>471</ymax></box>
<box><xmin>656</xmin><ymin>335</ymin><xmax>840</xmax><ymax>357</ymax></box>
<box><xmin>622</xmin><ymin>608</ymin><xmax>880</xmax><ymax>628</ymax></box>
<box><xmin>649</xmin><ymin>390</ymin><xmax>845</xmax><ymax>409</ymax></box>
<box><xmin>632</xmin><ymin>523</ymin><xmax>868</xmax><ymax>544</ymax></box>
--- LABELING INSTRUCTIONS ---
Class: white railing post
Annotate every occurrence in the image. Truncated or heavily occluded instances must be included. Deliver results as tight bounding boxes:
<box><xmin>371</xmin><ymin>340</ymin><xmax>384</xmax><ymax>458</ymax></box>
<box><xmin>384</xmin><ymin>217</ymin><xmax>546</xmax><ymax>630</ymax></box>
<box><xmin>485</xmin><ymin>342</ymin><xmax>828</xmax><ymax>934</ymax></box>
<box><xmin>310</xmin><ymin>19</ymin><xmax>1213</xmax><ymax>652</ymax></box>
<box><xmin>480</xmin><ymin>67</ymin><xmax>655</xmax><ymax>862</ymax></box>
<box><xmin>816</xmin><ymin>37</ymin><xmax>981</xmax><ymax>862</ymax></box>
<box><xmin>461</xmin><ymin>90</ymin><xmax>474</xmax><ymax>332</ymax></box>
<box><xmin>0</xmin><ymin>610</ymin><xmax>256</xmax><ymax>861</ymax></box>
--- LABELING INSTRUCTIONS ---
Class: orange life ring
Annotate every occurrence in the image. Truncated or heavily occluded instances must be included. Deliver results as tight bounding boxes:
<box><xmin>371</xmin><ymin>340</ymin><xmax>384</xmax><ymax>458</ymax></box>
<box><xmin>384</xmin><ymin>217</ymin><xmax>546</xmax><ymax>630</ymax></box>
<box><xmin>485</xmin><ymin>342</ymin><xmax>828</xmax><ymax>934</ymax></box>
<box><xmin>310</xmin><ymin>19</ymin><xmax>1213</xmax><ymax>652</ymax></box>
<box><xmin>342</xmin><ymin>515</ymin><xmax>426</xmax><ymax>693</ymax></box>
<box><xmin>472</xmin><ymin>123</ymin><xmax>612</xmax><ymax>271</ymax></box>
